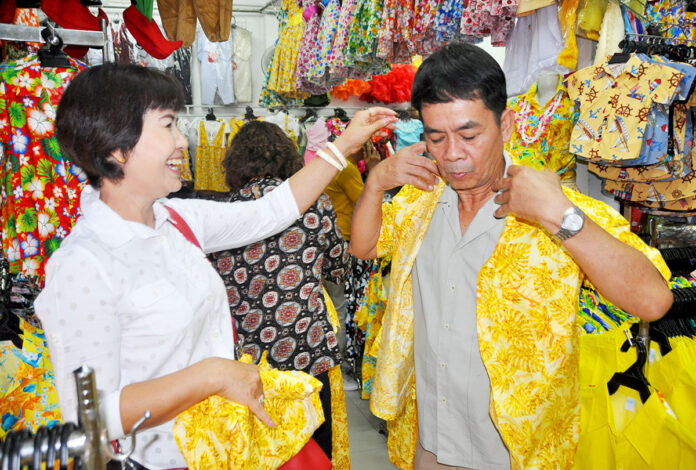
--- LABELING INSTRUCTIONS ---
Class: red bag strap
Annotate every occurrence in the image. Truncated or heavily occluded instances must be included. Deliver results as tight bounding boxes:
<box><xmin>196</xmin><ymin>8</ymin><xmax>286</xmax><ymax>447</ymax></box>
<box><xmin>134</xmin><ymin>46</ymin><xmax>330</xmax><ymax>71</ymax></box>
<box><xmin>164</xmin><ymin>205</ymin><xmax>202</xmax><ymax>249</ymax></box>
<box><xmin>164</xmin><ymin>205</ymin><xmax>238</xmax><ymax>344</ymax></box>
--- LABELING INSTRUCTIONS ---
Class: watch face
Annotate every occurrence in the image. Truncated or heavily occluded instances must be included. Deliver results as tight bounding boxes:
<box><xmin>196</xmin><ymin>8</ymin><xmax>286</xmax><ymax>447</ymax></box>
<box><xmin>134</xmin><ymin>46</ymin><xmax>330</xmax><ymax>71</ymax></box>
<box><xmin>565</xmin><ymin>213</ymin><xmax>584</xmax><ymax>231</ymax></box>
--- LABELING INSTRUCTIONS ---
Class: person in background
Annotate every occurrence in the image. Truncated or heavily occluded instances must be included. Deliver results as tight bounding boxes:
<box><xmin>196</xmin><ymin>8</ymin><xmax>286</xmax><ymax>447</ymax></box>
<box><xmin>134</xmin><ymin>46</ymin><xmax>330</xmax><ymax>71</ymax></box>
<box><xmin>322</xmin><ymin>141</ymin><xmax>380</xmax><ymax>391</ymax></box>
<box><xmin>209</xmin><ymin>120</ymin><xmax>349</xmax><ymax>461</ymax></box>
<box><xmin>35</xmin><ymin>62</ymin><xmax>396</xmax><ymax>469</ymax></box>
<box><xmin>350</xmin><ymin>42</ymin><xmax>672</xmax><ymax>469</ymax></box>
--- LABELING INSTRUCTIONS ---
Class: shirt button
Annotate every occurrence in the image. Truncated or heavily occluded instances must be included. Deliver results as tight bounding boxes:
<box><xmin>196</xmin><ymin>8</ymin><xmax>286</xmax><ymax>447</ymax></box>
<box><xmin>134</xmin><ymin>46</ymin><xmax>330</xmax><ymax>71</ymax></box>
<box><xmin>440</xmin><ymin>362</ymin><xmax>446</xmax><ymax>368</ymax></box>
<box><xmin>449</xmin><ymin>284</ymin><xmax>455</xmax><ymax>292</ymax></box>
<box><xmin>441</xmin><ymin>398</ymin><xmax>447</xmax><ymax>404</ymax></box>
<box><xmin>444</xmin><ymin>323</ymin><xmax>450</xmax><ymax>330</ymax></box>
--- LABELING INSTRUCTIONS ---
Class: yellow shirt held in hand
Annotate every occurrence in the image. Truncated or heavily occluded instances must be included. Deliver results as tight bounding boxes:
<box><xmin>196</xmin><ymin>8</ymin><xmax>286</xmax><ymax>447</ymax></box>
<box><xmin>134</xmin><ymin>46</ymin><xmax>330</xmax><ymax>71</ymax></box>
<box><xmin>173</xmin><ymin>353</ymin><xmax>324</xmax><ymax>470</ymax></box>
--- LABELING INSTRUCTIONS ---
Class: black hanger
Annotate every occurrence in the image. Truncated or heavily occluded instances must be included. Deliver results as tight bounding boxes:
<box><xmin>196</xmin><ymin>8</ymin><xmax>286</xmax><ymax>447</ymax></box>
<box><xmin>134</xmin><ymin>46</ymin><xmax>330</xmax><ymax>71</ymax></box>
<box><xmin>0</xmin><ymin>304</ymin><xmax>23</xmax><ymax>349</ymax></box>
<box><xmin>244</xmin><ymin>106</ymin><xmax>257</xmax><ymax>121</ymax></box>
<box><xmin>299</xmin><ymin>108</ymin><xmax>317</xmax><ymax>124</ymax></box>
<box><xmin>333</xmin><ymin>108</ymin><xmax>350</xmax><ymax>123</ymax></box>
<box><xmin>621</xmin><ymin>321</ymin><xmax>672</xmax><ymax>356</ymax></box>
<box><xmin>205</xmin><ymin>107</ymin><xmax>217</xmax><ymax>121</ymax></box>
<box><xmin>607</xmin><ymin>330</ymin><xmax>652</xmax><ymax>403</ymax></box>
<box><xmin>37</xmin><ymin>24</ymin><xmax>73</xmax><ymax>69</ymax></box>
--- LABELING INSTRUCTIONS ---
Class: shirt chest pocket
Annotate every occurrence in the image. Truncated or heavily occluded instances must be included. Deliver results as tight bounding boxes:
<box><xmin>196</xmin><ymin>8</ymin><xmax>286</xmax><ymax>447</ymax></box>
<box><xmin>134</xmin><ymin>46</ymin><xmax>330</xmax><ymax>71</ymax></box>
<box><xmin>126</xmin><ymin>279</ymin><xmax>193</xmax><ymax>334</ymax></box>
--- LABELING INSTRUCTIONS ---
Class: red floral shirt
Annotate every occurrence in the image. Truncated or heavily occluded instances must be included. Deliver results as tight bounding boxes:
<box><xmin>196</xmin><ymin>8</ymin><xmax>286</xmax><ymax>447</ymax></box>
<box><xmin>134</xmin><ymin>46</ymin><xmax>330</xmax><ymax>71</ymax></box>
<box><xmin>0</xmin><ymin>54</ymin><xmax>87</xmax><ymax>280</ymax></box>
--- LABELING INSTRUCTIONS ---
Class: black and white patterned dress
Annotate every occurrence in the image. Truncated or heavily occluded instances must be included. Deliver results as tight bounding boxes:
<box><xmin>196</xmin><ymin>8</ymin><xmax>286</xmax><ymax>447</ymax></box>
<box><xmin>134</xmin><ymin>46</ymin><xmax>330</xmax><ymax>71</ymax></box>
<box><xmin>209</xmin><ymin>176</ymin><xmax>348</xmax><ymax>376</ymax></box>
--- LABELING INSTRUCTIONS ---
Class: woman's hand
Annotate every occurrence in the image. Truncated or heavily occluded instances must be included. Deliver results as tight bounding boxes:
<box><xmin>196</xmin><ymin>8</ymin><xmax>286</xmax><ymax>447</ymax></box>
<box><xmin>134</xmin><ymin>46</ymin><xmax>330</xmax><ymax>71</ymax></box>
<box><xmin>332</xmin><ymin>107</ymin><xmax>398</xmax><ymax>157</ymax></box>
<box><xmin>212</xmin><ymin>357</ymin><xmax>276</xmax><ymax>428</ymax></box>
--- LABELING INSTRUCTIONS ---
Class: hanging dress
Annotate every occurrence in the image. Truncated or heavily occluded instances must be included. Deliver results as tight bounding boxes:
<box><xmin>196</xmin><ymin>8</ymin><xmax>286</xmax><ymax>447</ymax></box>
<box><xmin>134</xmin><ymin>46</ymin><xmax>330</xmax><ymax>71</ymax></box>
<box><xmin>193</xmin><ymin>120</ymin><xmax>230</xmax><ymax>192</ymax></box>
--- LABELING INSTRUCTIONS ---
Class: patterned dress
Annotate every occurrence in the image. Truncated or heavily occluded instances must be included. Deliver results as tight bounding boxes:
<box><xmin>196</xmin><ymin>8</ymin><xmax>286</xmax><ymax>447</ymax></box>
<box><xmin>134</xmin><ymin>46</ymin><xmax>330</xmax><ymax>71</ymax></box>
<box><xmin>294</xmin><ymin>0</ymin><xmax>325</xmax><ymax>94</ymax></box>
<box><xmin>209</xmin><ymin>177</ymin><xmax>348</xmax><ymax>374</ymax></box>
<box><xmin>266</xmin><ymin>0</ymin><xmax>309</xmax><ymax>97</ymax></box>
<box><xmin>0</xmin><ymin>54</ymin><xmax>87</xmax><ymax>280</ymax></box>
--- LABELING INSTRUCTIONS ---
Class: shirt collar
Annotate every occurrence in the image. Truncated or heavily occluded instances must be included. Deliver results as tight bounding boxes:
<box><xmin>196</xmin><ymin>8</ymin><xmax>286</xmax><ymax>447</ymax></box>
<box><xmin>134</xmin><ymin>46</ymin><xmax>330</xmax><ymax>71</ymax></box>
<box><xmin>598</xmin><ymin>54</ymin><xmax>645</xmax><ymax>80</ymax></box>
<box><xmin>79</xmin><ymin>185</ymin><xmax>173</xmax><ymax>248</ymax></box>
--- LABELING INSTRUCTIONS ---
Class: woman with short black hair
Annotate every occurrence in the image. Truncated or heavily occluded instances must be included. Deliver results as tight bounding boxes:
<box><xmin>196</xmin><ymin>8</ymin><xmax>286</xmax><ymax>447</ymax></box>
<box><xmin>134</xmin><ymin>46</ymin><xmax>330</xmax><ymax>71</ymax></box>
<box><xmin>35</xmin><ymin>62</ymin><xmax>397</xmax><ymax>468</ymax></box>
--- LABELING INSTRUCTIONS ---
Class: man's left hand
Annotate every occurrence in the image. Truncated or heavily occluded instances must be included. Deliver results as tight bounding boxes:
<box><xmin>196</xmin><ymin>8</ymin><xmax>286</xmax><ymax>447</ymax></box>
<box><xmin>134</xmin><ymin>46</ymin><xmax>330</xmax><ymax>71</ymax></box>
<box><xmin>492</xmin><ymin>165</ymin><xmax>573</xmax><ymax>233</ymax></box>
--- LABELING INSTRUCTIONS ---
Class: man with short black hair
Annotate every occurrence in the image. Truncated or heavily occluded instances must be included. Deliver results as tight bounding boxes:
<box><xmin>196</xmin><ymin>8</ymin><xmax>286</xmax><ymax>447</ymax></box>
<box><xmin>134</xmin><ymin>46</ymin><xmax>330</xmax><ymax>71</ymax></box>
<box><xmin>350</xmin><ymin>42</ymin><xmax>672</xmax><ymax>470</ymax></box>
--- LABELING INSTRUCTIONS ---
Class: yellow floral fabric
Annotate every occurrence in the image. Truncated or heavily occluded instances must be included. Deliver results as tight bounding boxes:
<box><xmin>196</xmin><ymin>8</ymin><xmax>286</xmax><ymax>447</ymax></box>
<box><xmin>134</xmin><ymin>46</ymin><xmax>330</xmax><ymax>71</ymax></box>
<box><xmin>173</xmin><ymin>354</ymin><xmax>324</xmax><ymax>470</ymax></box>
<box><xmin>323</xmin><ymin>288</ymin><xmax>351</xmax><ymax>470</ymax></box>
<box><xmin>374</xmin><ymin>178</ymin><xmax>670</xmax><ymax>469</ymax></box>
<box><xmin>0</xmin><ymin>319</ymin><xmax>62</xmax><ymax>439</ymax></box>
<box><xmin>505</xmin><ymin>77</ymin><xmax>578</xmax><ymax>182</ymax></box>
<box><xmin>194</xmin><ymin>120</ymin><xmax>230</xmax><ymax>192</ymax></box>
<box><xmin>566</xmin><ymin>55</ymin><xmax>683</xmax><ymax>163</ymax></box>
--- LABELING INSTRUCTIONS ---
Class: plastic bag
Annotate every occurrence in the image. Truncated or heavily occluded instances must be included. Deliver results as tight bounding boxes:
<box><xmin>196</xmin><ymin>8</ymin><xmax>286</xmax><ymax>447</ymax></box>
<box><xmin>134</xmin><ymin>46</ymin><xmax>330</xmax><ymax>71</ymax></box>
<box><xmin>576</xmin><ymin>0</ymin><xmax>609</xmax><ymax>40</ymax></box>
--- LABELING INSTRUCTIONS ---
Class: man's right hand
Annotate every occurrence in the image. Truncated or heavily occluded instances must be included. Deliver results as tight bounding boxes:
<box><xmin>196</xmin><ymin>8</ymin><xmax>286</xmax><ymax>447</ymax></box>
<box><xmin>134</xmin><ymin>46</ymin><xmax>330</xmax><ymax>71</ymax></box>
<box><xmin>365</xmin><ymin>141</ymin><xmax>440</xmax><ymax>193</ymax></box>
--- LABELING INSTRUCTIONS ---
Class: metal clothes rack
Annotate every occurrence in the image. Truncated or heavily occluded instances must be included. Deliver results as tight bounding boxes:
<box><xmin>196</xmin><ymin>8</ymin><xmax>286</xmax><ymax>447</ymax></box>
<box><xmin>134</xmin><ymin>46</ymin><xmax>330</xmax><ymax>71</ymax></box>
<box><xmin>0</xmin><ymin>20</ymin><xmax>110</xmax><ymax>62</ymax></box>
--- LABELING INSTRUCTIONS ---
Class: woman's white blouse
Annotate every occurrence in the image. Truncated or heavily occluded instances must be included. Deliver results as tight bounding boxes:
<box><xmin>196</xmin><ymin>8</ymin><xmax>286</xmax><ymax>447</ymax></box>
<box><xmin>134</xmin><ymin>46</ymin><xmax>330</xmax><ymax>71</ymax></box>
<box><xmin>35</xmin><ymin>182</ymin><xmax>300</xmax><ymax>469</ymax></box>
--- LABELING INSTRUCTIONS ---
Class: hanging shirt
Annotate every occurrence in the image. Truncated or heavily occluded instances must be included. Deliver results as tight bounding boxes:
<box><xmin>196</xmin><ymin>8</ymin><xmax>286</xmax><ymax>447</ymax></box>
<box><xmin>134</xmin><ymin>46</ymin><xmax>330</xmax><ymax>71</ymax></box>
<box><xmin>304</xmin><ymin>118</ymin><xmax>330</xmax><ymax>164</ymax></box>
<box><xmin>0</xmin><ymin>54</ymin><xmax>88</xmax><ymax>280</ymax></box>
<box><xmin>394</xmin><ymin>119</ymin><xmax>424</xmax><ymax>151</ymax></box>
<box><xmin>566</xmin><ymin>55</ymin><xmax>684</xmax><ymax>164</ymax></box>
<box><xmin>35</xmin><ymin>182</ymin><xmax>300</xmax><ymax>469</ymax></box>
<box><xmin>0</xmin><ymin>318</ymin><xmax>62</xmax><ymax>439</ymax></box>
<box><xmin>197</xmin><ymin>29</ymin><xmax>235</xmax><ymax>105</ymax></box>
<box><xmin>232</xmin><ymin>27</ymin><xmax>252</xmax><ymax>102</ymax></box>
<box><xmin>505</xmin><ymin>78</ymin><xmax>578</xmax><ymax>182</ymax></box>
<box><xmin>503</xmin><ymin>4</ymin><xmax>570</xmax><ymax>96</ymax></box>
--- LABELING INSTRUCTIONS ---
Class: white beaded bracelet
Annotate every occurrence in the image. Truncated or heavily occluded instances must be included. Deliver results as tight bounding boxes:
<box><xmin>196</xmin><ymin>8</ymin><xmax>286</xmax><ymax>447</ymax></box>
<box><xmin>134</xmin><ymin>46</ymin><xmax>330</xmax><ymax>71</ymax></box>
<box><xmin>326</xmin><ymin>142</ymin><xmax>348</xmax><ymax>169</ymax></box>
<box><xmin>316</xmin><ymin>149</ymin><xmax>344</xmax><ymax>171</ymax></box>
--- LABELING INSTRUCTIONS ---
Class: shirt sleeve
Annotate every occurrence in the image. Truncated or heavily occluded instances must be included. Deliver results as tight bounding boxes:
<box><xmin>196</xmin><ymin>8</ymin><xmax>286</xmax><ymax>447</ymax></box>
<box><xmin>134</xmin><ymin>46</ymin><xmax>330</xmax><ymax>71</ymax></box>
<box><xmin>377</xmin><ymin>198</ymin><xmax>400</xmax><ymax>259</ymax></box>
<box><xmin>34</xmin><ymin>247</ymin><xmax>125</xmax><ymax>439</ymax></box>
<box><xmin>566</xmin><ymin>188</ymin><xmax>671</xmax><ymax>283</ymax></box>
<box><xmin>168</xmin><ymin>179</ymin><xmax>301</xmax><ymax>253</ymax></box>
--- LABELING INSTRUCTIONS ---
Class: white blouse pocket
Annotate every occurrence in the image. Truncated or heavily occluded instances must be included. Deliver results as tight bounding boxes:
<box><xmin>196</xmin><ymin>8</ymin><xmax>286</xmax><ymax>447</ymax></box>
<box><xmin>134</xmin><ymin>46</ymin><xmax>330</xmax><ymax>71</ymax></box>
<box><xmin>127</xmin><ymin>279</ymin><xmax>193</xmax><ymax>334</ymax></box>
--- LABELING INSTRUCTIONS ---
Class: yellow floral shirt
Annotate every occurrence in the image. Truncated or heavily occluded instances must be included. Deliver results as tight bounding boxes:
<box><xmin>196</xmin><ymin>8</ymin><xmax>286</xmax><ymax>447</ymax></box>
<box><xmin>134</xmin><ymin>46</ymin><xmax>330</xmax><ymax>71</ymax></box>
<box><xmin>505</xmin><ymin>78</ymin><xmax>578</xmax><ymax>182</ymax></box>
<box><xmin>373</xmin><ymin>178</ymin><xmax>670</xmax><ymax>469</ymax></box>
<box><xmin>173</xmin><ymin>353</ymin><xmax>324</xmax><ymax>469</ymax></box>
<box><xmin>566</xmin><ymin>55</ymin><xmax>683</xmax><ymax>163</ymax></box>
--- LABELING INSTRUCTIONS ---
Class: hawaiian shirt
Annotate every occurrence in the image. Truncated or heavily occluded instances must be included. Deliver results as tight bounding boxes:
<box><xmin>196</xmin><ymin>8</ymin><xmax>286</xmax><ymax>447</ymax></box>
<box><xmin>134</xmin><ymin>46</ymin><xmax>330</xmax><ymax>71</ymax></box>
<box><xmin>505</xmin><ymin>78</ymin><xmax>578</xmax><ymax>182</ymax></box>
<box><xmin>371</xmin><ymin>178</ymin><xmax>669</xmax><ymax>469</ymax></box>
<box><xmin>566</xmin><ymin>54</ymin><xmax>684</xmax><ymax>165</ymax></box>
<box><xmin>208</xmin><ymin>177</ymin><xmax>348</xmax><ymax>375</ymax></box>
<box><xmin>589</xmin><ymin>100</ymin><xmax>696</xmax><ymax>183</ymax></box>
<box><xmin>1</xmin><ymin>319</ymin><xmax>62</xmax><ymax>438</ymax></box>
<box><xmin>0</xmin><ymin>55</ymin><xmax>87</xmax><ymax>280</ymax></box>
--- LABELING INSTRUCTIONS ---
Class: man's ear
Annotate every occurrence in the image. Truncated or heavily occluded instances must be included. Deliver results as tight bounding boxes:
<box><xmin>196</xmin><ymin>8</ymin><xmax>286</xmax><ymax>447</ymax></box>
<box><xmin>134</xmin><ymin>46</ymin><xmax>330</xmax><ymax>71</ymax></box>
<box><xmin>500</xmin><ymin>108</ymin><xmax>515</xmax><ymax>143</ymax></box>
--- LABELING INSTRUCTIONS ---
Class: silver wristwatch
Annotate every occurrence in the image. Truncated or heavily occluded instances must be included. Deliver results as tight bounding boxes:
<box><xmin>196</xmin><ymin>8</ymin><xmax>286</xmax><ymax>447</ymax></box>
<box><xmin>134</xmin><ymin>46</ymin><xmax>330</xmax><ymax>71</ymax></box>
<box><xmin>554</xmin><ymin>205</ymin><xmax>585</xmax><ymax>242</ymax></box>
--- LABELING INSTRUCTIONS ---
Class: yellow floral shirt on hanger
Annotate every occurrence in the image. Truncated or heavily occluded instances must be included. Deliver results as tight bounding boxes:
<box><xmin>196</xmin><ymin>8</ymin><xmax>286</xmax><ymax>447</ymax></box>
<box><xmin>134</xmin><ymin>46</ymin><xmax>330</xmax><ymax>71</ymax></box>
<box><xmin>506</xmin><ymin>77</ymin><xmax>578</xmax><ymax>183</ymax></box>
<box><xmin>372</xmin><ymin>179</ymin><xmax>669</xmax><ymax>469</ymax></box>
<box><xmin>566</xmin><ymin>55</ymin><xmax>684</xmax><ymax>164</ymax></box>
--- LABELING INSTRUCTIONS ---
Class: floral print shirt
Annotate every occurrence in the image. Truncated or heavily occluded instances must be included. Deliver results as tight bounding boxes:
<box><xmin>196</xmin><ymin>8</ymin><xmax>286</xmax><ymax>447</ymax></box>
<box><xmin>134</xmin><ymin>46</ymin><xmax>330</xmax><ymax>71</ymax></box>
<box><xmin>209</xmin><ymin>177</ymin><xmax>348</xmax><ymax>375</ymax></box>
<box><xmin>505</xmin><ymin>78</ymin><xmax>578</xmax><ymax>182</ymax></box>
<box><xmin>0</xmin><ymin>55</ymin><xmax>87</xmax><ymax>280</ymax></box>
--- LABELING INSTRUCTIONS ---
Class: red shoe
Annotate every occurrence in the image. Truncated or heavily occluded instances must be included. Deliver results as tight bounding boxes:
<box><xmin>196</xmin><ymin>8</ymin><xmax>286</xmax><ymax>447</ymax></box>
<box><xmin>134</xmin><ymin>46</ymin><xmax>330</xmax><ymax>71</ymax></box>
<box><xmin>123</xmin><ymin>5</ymin><xmax>181</xmax><ymax>60</ymax></box>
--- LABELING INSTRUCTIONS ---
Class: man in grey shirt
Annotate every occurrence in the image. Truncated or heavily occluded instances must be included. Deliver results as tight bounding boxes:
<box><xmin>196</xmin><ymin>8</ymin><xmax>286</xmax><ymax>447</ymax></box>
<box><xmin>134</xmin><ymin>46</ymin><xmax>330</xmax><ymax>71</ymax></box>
<box><xmin>350</xmin><ymin>42</ymin><xmax>673</xmax><ymax>469</ymax></box>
